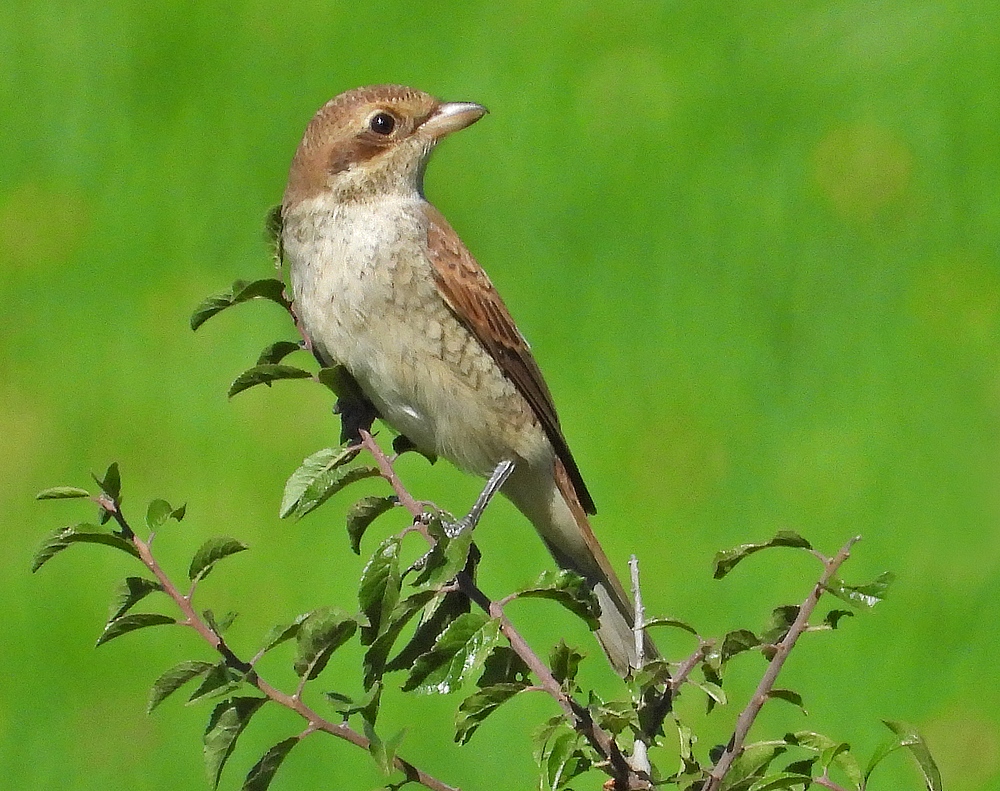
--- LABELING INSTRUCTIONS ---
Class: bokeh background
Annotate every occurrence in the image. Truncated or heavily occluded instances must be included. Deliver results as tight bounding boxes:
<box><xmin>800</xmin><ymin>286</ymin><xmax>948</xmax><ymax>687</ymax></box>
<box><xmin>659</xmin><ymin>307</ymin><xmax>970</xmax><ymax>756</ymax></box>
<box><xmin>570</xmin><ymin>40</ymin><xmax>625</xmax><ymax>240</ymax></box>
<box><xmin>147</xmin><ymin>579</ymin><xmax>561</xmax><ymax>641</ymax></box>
<box><xmin>3</xmin><ymin>1</ymin><xmax>998</xmax><ymax>789</ymax></box>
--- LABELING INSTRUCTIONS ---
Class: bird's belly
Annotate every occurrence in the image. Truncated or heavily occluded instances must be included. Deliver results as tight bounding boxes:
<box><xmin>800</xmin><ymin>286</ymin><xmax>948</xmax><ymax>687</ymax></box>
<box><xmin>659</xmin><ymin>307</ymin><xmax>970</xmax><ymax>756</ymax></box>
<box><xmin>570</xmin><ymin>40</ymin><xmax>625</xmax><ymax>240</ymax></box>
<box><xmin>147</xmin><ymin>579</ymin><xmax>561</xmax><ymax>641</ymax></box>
<box><xmin>285</xmin><ymin>206</ymin><xmax>549</xmax><ymax>476</ymax></box>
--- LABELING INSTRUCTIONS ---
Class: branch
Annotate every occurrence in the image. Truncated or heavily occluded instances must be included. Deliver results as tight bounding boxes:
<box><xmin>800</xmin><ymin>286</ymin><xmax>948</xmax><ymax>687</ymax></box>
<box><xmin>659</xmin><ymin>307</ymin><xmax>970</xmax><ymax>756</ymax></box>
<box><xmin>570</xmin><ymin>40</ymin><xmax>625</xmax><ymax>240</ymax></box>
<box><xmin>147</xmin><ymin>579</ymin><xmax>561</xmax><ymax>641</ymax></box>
<box><xmin>103</xmin><ymin>498</ymin><xmax>459</xmax><ymax>791</ymax></box>
<box><xmin>359</xmin><ymin>432</ymin><xmax>649</xmax><ymax>791</ymax></box>
<box><xmin>703</xmin><ymin>537</ymin><xmax>861</xmax><ymax>791</ymax></box>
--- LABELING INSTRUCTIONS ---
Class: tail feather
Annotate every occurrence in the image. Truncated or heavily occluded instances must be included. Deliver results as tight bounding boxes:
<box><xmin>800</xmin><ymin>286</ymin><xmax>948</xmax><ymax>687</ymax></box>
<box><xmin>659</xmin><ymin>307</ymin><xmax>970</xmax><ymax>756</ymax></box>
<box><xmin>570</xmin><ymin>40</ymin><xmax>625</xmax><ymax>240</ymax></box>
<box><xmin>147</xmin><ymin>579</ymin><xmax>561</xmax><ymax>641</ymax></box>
<box><xmin>503</xmin><ymin>457</ymin><xmax>658</xmax><ymax>675</ymax></box>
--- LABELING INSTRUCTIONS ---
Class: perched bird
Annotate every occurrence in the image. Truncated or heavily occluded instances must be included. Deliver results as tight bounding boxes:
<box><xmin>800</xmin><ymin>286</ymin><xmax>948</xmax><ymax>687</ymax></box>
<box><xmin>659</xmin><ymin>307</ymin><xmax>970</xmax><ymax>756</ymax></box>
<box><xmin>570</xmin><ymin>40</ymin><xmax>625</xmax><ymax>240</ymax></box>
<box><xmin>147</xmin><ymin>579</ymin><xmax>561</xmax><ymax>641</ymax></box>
<box><xmin>280</xmin><ymin>85</ymin><xmax>647</xmax><ymax>672</ymax></box>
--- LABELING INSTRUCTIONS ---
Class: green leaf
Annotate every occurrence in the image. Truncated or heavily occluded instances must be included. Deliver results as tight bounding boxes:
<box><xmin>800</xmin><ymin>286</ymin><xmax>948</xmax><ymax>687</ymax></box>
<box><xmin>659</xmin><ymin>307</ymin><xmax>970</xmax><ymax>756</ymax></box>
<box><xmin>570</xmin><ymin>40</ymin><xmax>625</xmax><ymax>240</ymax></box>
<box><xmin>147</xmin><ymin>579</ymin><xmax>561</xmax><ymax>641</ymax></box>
<box><xmin>455</xmin><ymin>683</ymin><xmax>527</xmax><ymax>744</ymax></box>
<box><xmin>515</xmin><ymin>569</ymin><xmax>601</xmax><ymax>629</ymax></box>
<box><xmin>549</xmin><ymin>640</ymin><xmax>584</xmax><ymax>689</ymax></box>
<box><xmin>787</xmin><ymin>731</ymin><xmax>863</xmax><ymax>790</ymax></box>
<box><xmin>256</xmin><ymin>613</ymin><xmax>311</xmax><ymax>656</ymax></box>
<box><xmin>362</xmin><ymin>719</ymin><xmax>406</xmax><ymax>777</ymax></box>
<box><xmin>383</xmin><ymin>590</ymin><xmax>469</xmax><ymax>676</ymax></box>
<box><xmin>824</xmin><ymin>571</ymin><xmax>895</xmax><ymax>609</ymax></box>
<box><xmin>203</xmin><ymin>609</ymin><xmax>238</xmax><ymax>636</ymax></box>
<box><xmin>32</xmin><ymin>523</ymin><xmax>140</xmax><ymax>572</ymax></box>
<box><xmin>145</xmin><ymin>498</ymin><xmax>186</xmax><ymax>530</ymax></box>
<box><xmin>713</xmin><ymin>530</ymin><xmax>813</xmax><ymax>579</ymax></box>
<box><xmin>748</xmin><ymin>772</ymin><xmax>812</xmax><ymax>791</ymax></box>
<box><xmin>346</xmin><ymin>495</ymin><xmax>397</xmax><ymax>554</ymax></box>
<box><xmin>821</xmin><ymin>610</ymin><xmax>854</xmax><ymax>630</ymax></box>
<box><xmin>403</xmin><ymin>613</ymin><xmax>502</xmax><ymax>694</ymax></box>
<box><xmin>364</xmin><ymin>590</ymin><xmax>439</xmax><ymax>688</ymax></box>
<box><xmin>148</xmin><ymin>660</ymin><xmax>215</xmax><ymax>712</ymax></box>
<box><xmin>477</xmin><ymin>645</ymin><xmax>531</xmax><ymax>687</ymax></box>
<box><xmin>256</xmin><ymin>340</ymin><xmax>301</xmax><ymax>366</ymax></box>
<box><xmin>693</xmin><ymin>681</ymin><xmax>727</xmax><ymax>707</ymax></box>
<box><xmin>542</xmin><ymin>730</ymin><xmax>591</xmax><ymax>790</ymax></box>
<box><xmin>204</xmin><ymin>697</ymin><xmax>267</xmax><ymax>789</ymax></box>
<box><xmin>761</xmin><ymin>605</ymin><xmax>800</xmax><ymax>644</ymax></box>
<box><xmin>324</xmin><ymin>682</ymin><xmax>382</xmax><ymax>723</ymax></box>
<box><xmin>264</xmin><ymin>205</ymin><xmax>284</xmax><ymax>264</ymax></box>
<box><xmin>723</xmin><ymin>741</ymin><xmax>787</xmax><ymax>790</ymax></box>
<box><xmin>187</xmin><ymin>662</ymin><xmax>246</xmax><ymax>705</ymax></box>
<box><xmin>293</xmin><ymin>607</ymin><xmax>358</xmax><ymax>680</ymax></box>
<box><xmin>644</xmin><ymin>616</ymin><xmax>699</xmax><ymax>636</ymax></box>
<box><xmin>359</xmin><ymin>537</ymin><xmax>402</xmax><ymax>642</ymax></box>
<box><xmin>188</xmin><ymin>537</ymin><xmax>249</xmax><ymax>582</ymax></box>
<box><xmin>243</xmin><ymin>737</ymin><xmax>298</xmax><ymax>791</ymax></box>
<box><xmin>721</xmin><ymin>629</ymin><xmax>760</xmax><ymax>663</ymax></box>
<box><xmin>408</xmin><ymin>526</ymin><xmax>475</xmax><ymax>591</ymax></box>
<box><xmin>93</xmin><ymin>462</ymin><xmax>122</xmax><ymax>501</ymax></box>
<box><xmin>279</xmin><ymin>446</ymin><xmax>367</xmax><ymax>519</ymax></box>
<box><xmin>96</xmin><ymin>613</ymin><xmax>176</xmax><ymax>647</ymax></box>
<box><xmin>865</xmin><ymin>721</ymin><xmax>942</xmax><ymax>791</ymax></box>
<box><xmin>110</xmin><ymin>576</ymin><xmax>163</xmax><ymax>621</ymax></box>
<box><xmin>36</xmin><ymin>486</ymin><xmax>91</xmax><ymax>500</ymax></box>
<box><xmin>228</xmin><ymin>364</ymin><xmax>312</xmax><ymax>398</ymax></box>
<box><xmin>768</xmin><ymin>689</ymin><xmax>806</xmax><ymax>714</ymax></box>
<box><xmin>594</xmin><ymin>700</ymin><xmax>639</xmax><ymax>735</ymax></box>
<box><xmin>191</xmin><ymin>278</ymin><xmax>290</xmax><ymax>331</ymax></box>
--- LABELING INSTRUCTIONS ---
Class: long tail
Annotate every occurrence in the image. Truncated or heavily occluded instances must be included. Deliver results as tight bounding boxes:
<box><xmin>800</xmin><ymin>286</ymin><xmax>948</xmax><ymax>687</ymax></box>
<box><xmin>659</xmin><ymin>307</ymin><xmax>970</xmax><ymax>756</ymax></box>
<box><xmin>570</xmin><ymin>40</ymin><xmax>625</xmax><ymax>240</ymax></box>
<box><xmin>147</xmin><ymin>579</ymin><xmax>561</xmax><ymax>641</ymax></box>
<box><xmin>503</xmin><ymin>459</ymin><xmax>657</xmax><ymax>675</ymax></box>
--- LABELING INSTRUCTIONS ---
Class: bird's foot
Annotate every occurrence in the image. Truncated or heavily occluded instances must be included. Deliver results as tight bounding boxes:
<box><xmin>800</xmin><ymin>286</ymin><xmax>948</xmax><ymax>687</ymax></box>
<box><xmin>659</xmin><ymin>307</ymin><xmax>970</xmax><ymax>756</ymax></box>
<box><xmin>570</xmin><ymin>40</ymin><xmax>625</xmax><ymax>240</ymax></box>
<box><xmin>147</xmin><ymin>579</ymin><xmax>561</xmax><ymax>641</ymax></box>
<box><xmin>442</xmin><ymin>459</ymin><xmax>516</xmax><ymax>538</ymax></box>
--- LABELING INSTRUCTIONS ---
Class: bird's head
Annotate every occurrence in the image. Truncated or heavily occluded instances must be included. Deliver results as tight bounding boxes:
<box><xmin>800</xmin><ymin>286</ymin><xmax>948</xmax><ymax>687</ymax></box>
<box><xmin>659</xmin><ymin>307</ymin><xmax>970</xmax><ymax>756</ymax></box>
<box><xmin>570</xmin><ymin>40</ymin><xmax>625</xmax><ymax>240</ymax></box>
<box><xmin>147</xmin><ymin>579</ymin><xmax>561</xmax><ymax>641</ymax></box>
<box><xmin>284</xmin><ymin>85</ymin><xmax>487</xmax><ymax>206</ymax></box>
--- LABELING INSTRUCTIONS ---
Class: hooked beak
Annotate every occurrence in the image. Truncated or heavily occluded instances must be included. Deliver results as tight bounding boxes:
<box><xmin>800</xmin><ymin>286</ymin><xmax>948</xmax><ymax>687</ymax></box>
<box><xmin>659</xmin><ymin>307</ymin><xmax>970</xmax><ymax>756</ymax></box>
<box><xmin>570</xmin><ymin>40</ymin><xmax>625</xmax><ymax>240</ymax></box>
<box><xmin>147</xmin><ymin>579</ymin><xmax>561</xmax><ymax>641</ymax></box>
<box><xmin>420</xmin><ymin>101</ymin><xmax>488</xmax><ymax>140</ymax></box>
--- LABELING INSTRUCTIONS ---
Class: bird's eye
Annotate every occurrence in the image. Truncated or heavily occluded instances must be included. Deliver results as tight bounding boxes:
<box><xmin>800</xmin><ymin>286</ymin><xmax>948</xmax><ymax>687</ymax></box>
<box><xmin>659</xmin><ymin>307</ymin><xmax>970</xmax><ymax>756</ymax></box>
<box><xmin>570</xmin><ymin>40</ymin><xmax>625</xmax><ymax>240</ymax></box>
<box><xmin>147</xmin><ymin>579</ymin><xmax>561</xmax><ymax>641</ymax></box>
<box><xmin>369</xmin><ymin>112</ymin><xmax>396</xmax><ymax>135</ymax></box>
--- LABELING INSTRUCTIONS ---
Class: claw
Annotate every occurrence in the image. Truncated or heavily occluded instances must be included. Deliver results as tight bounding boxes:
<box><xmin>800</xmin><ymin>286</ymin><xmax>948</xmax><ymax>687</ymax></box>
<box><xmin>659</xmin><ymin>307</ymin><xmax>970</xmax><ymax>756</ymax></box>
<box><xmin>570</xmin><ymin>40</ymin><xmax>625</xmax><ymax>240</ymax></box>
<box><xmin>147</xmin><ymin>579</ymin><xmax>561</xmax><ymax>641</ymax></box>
<box><xmin>444</xmin><ymin>460</ymin><xmax>515</xmax><ymax>537</ymax></box>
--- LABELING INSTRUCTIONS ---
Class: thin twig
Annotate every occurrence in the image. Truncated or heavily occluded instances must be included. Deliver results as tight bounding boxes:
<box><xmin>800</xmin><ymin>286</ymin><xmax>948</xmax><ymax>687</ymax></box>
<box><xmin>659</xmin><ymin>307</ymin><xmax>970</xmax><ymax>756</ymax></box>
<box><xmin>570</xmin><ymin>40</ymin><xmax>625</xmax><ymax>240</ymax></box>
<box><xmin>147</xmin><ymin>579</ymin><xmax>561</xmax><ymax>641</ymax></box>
<box><xmin>361</xmin><ymin>433</ymin><xmax>648</xmax><ymax>791</ymax></box>
<box><xmin>105</xmin><ymin>499</ymin><xmax>459</xmax><ymax>791</ymax></box>
<box><xmin>628</xmin><ymin>555</ymin><xmax>651</xmax><ymax>776</ymax></box>
<box><xmin>703</xmin><ymin>537</ymin><xmax>861</xmax><ymax>791</ymax></box>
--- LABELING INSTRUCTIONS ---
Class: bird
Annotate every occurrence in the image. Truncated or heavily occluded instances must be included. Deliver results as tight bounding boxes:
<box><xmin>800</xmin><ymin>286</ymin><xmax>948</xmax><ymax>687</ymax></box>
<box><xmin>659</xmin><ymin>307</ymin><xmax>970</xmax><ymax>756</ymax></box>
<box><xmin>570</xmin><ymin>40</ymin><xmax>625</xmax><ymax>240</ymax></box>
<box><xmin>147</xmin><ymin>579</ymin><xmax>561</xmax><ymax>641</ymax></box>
<box><xmin>279</xmin><ymin>84</ymin><xmax>648</xmax><ymax>673</ymax></box>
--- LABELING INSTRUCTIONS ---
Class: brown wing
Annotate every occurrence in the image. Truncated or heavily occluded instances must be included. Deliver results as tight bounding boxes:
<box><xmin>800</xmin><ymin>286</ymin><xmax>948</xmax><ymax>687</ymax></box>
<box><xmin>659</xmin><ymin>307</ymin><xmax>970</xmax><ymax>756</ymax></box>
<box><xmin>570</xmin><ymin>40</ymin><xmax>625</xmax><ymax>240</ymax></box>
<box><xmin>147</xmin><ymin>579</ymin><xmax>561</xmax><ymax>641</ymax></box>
<box><xmin>422</xmin><ymin>203</ymin><xmax>596</xmax><ymax>515</ymax></box>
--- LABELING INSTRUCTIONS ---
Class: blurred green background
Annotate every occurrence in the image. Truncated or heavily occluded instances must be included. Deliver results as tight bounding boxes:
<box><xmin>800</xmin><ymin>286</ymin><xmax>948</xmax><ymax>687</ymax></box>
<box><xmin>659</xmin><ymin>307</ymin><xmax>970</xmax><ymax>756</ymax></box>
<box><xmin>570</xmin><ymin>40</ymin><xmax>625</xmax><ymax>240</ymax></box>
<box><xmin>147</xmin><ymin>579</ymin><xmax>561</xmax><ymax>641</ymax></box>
<box><xmin>3</xmin><ymin>0</ymin><xmax>998</xmax><ymax>789</ymax></box>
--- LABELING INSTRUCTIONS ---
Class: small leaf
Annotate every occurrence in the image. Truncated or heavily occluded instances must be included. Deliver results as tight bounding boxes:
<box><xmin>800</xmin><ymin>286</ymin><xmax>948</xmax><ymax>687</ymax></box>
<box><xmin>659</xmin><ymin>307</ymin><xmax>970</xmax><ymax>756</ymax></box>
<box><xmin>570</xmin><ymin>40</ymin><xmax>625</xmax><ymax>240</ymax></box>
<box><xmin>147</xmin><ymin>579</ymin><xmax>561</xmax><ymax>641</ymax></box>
<box><xmin>189</xmin><ymin>537</ymin><xmax>248</xmax><ymax>582</ymax></box>
<box><xmin>721</xmin><ymin>629</ymin><xmax>760</xmax><ymax>663</ymax></box>
<box><xmin>477</xmin><ymin>645</ymin><xmax>531</xmax><ymax>687</ymax></box>
<box><xmin>243</xmin><ymin>737</ymin><xmax>298</xmax><ymax>791</ymax></box>
<box><xmin>723</xmin><ymin>741</ymin><xmax>787</xmax><ymax>790</ymax></box>
<box><xmin>713</xmin><ymin>530</ymin><xmax>813</xmax><ymax>579</ymax></box>
<box><xmin>228</xmin><ymin>364</ymin><xmax>312</xmax><ymax>398</ymax></box>
<box><xmin>110</xmin><ymin>576</ymin><xmax>163</xmax><ymax>620</ymax></box>
<box><xmin>191</xmin><ymin>278</ymin><xmax>290</xmax><ymax>331</ymax></box>
<box><xmin>383</xmin><ymin>590</ymin><xmax>469</xmax><ymax>676</ymax></box>
<box><xmin>403</xmin><ymin>613</ymin><xmax>502</xmax><ymax>694</ymax></box>
<box><xmin>279</xmin><ymin>446</ymin><xmax>364</xmax><ymax>519</ymax></box>
<box><xmin>515</xmin><ymin>569</ymin><xmax>601</xmax><ymax>629</ymax></box>
<box><xmin>358</xmin><ymin>537</ymin><xmax>402</xmax><ymax>642</ymax></box>
<box><xmin>865</xmin><ymin>720</ymin><xmax>942</xmax><ymax>791</ymax></box>
<box><xmin>324</xmin><ymin>682</ymin><xmax>382</xmax><ymax>723</ymax></box>
<box><xmin>594</xmin><ymin>700</ymin><xmax>639</xmax><ymax>735</ymax></box>
<box><xmin>693</xmin><ymin>681</ymin><xmax>727</xmax><ymax>706</ymax></box>
<box><xmin>264</xmin><ymin>205</ymin><xmax>284</xmax><ymax>264</ymax></box>
<box><xmin>204</xmin><ymin>697</ymin><xmax>267</xmax><ymax>789</ymax></box>
<box><xmin>644</xmin><ymin>616</ymin><xmax>699</xmax><ymax>636</ymax></box>
<box><xmin>346</xmin><ymin>495</ymin><xmax>397</xmax><ymax>554</ymax></box>
<box><xmin>549</xmin><ymin>640</ymin><xmax>583</xmax><ymax>689</ymax></box>
<box><xmin>768</xmin><ymin>689</ymin><xmax>806</xmax><ymax>714</ymax></box>
<box><xmin>364</xmin><ymin>720</ymin><xmax>406</xmax><ymax>777</ymax></box>
<box><xmin>787</xmin><ymin>731</ymin><xmax>863</xmax><ymax>790</ymax></box>
<box><xmin>761</xmin><ymin>605</ymin><xmax>800</xmax><ymax>644</ymax></box>
<box><xmin>148</xmin><ymin>660</ymin><xmax>214</xmax><ymax>712</ymax></box>
<box><xmin>146</xmin><ymin>498</ymin><xmax>185</xmax><ymax>530</ymax></box>
<box><xmin>32</xmin><ymin>524</ymin><xmax>140</xmax><ymax>572</ymax></box>
<box><xmin>188</xmin><ymin>662</ymin><xmax>246</xmax><ymax>705</ymax></box>
<box><xmin>455</xmin><ymin>683</ymin><xmax>527</xmax><ymax>744</ymax></box>
<box><xmin>204</xmin><ymin>609</ymin><xmax>238</xmax><ymax>636</ymax></box>
<box><xmin>822</xmin><ymin>610</ymin><xmax>854</xmax><ymax>630</ymax></box>
<box><xmin>293</xmin><ymin>607</ymin><xmax>358</xmax><ymax>680</ymax></box>
<box><xmin>257</xmin><ymin>613</ymin><xmax>311</xmax><ymax>655</ymax></box>
<box><xmin>410</xmin><ymin>527</ymin><xmax>474</xmax><ymax>590</ymax></box>
<box><xmin>97</xmin><ymin>613</ymin><xmax>176</xmax><ymax>647</ymax></box>
<box><xmin>256</xmin><ymin>340</ymin><xmax>301</xmax><ymax>366</ymax></box>
<box><xmin>93</xmin><ymin>462</ymin><xmax>122</xmax><ymax>501</ymax></box>
<box><xmin>36</xmin><ymin>486</ymin><xmax>91</xmax><ymax>500</ymax></box>
<box><xmin>824</xmin><ymin>572</ymin><xmax>895</xmax><ymax>609</ymax></box>
<box><xmin>364</xmin><ymin>590</ymin><xmax>439</xmax><ymax>688</ymax></box>
<box><xmin>748</xmin><ymin>772</ymin><xmax>812</xmax><ymax>791</ymax></box>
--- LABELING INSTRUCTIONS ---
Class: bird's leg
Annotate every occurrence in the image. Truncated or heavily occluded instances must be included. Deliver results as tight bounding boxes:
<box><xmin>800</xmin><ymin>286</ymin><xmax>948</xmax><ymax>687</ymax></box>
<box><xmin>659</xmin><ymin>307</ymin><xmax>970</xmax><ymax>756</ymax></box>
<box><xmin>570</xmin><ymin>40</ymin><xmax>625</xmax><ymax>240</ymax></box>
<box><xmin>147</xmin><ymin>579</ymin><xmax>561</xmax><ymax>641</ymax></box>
<box><xmin>443</xmin><ymin>459</ymin><xmax>516</xmax><ymax>538</ymax></box>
